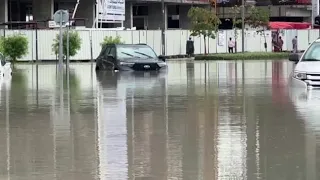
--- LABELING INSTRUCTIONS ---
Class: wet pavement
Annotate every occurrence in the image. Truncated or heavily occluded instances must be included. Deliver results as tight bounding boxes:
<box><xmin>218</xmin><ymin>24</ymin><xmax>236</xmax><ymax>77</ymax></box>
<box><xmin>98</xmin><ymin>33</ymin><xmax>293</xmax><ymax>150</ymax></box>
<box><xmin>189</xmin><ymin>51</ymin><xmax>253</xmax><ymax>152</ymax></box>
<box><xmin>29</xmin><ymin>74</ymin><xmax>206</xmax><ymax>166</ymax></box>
<box><xmin>0</xmin><ymin>60</ymin><xmax>318</xmax><ymax>180</ymax></box>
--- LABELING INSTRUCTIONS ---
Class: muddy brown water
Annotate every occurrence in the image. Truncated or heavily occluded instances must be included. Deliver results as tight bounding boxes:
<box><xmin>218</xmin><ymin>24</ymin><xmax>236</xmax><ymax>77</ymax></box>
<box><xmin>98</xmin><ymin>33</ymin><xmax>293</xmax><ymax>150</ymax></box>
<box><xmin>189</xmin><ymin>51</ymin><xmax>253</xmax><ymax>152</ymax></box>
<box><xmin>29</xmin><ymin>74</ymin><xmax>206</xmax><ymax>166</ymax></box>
<box><xmin>0</xmin><ymin>60</ymin><xmax>318</xmax><ymax>180</ymax></box>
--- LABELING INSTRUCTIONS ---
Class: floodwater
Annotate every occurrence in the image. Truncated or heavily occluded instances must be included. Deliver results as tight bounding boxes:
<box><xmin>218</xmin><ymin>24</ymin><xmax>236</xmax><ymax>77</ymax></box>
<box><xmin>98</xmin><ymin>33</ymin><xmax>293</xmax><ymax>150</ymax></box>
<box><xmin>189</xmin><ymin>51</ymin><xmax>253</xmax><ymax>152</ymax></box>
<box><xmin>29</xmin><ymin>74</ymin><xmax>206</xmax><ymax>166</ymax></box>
<box><xmin>0</xmin><ymin>60</ymin><xmax>318</xmax><ymax>180</ymax></box>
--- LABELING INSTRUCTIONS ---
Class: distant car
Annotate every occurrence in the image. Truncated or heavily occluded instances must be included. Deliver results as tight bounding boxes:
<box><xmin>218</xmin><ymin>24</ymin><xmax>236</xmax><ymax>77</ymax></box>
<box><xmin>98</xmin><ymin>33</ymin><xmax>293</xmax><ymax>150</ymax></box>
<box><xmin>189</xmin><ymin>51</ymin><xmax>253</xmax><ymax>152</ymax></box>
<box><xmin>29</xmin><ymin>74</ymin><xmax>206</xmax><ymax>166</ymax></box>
<box><xmin>95</xmin><ymin>44</ymin><xmax>167</xmax><ymax>71</ymax></box>
<box><xmin>288</xmin><ymin>38</ymin><xmax>320</xmax><ymax>89</ymax></box>
<box><xmin>0</xmin><ymin>53</ymin><xmax>12</xmax><ymax>77</ymax></box>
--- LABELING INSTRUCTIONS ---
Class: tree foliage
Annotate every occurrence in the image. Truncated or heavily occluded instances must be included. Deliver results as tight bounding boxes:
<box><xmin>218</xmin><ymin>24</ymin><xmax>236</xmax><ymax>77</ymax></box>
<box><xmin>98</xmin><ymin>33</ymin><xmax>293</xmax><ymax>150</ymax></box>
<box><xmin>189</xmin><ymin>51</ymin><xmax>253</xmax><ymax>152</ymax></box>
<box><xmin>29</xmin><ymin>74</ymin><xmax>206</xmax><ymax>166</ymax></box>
<box><xmin>246</xmin><ymin>6</ymin><xmax>269</xmax><ymax>31</ymax></box>
<box><xmin>231</xmin><ymin>5</ymin><xmax>242</xmax><ymax>30</ymax></box>
<box><xmin>101</xmin><ymin>36</ymin><xmax>124</xmax><ymax>47</ymax></box>
<box><xmin>0</xmin><ymin>37</ymin><xmax>4</xmax><ymax>54</ymax></box>
<box><xmin>188</xmin><ymin>7</ymin><xmax>221</xmax><ymax>39</ymax></box>
<box><xmin>1</xmin><ymin>34</ymin><xmax>28</xmax><ymax>62</ymax></box>
<box><xmin>52</xmin><ymin>31</ymin><xmax>82</xmax><ymax>57</ymax></box>
<box><xmin>188</xmin><ymin>7</ymin><xmax>221</xmax><ymax>54</ymax></box>
<box><xmin>230</xmin><ymin>5</ymin><xmax>242</xmax><ymax>52</ymax></box>
<box><xmin>246</xmin><ymin>6</ymin><xmax>270</xmax><ymax>52</ymax></box>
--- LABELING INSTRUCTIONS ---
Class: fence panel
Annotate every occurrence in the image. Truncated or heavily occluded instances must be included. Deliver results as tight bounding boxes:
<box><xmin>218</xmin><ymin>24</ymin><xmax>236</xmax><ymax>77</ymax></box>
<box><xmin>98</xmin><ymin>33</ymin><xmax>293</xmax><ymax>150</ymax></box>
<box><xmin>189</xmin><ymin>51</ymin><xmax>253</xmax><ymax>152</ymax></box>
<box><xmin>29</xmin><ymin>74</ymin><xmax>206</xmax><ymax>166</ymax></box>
<box><xmin>0</xmin><ymin>29</ymin><xmax>314</xmax><ymax>61</ymax></box>
<box><xmin>38</xmin><ymin>30</ymin><xmax>58</xmax><ymax>60</ymax></box>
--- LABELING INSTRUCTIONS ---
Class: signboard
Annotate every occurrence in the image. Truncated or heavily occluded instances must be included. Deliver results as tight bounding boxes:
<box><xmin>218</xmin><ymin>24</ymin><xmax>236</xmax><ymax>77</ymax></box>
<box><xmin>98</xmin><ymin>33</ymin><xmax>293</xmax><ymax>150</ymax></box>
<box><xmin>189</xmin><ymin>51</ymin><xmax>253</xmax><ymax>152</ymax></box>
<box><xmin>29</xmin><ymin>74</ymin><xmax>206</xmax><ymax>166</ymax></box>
<box><xmin>48</xmin><ymin>20</ymin><xmax>73</xmax><ymax>28</ymax></box>
<box><xmin>217</xmin><ymin>0</ymin><xmax>241</xmax><ymax>7</ymax></box>
<box><xmin>218</xmin><ymin>31</ymin><xmax>225</xmax><ymax>46</ymax></box>
<box><xmin>53</xmin><ymin>10</ymin><xmax>69</xmax><ymax>24</ymax></box>
<box><xmin>217</xmin><ymin>0</ymin><xmax>310</xmax><ymax>6</ymax></box>
<box><xmin>98</xmin><ymin>0</ymin><xmax>125</xmax><ymax>22</ymax></box>
<box><xmin>269</xmin><ymin>0</ymin><xmax>311</xmax><ymax>5</ymax></box>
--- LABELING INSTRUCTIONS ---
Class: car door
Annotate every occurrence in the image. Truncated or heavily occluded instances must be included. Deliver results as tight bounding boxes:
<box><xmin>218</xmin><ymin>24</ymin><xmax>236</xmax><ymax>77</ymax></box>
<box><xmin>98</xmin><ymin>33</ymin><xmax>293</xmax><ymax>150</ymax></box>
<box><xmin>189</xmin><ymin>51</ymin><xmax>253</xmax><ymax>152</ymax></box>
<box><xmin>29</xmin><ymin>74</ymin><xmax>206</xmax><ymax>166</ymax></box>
<box><xmin>98</xmin><ymin>45</ymin><xmax>111</xmax><ymax>70</ymax></box>
<box><xmin>107</xmin><ymin>46</ymin><xmax>117</xmax><ymax>69</ymax></box>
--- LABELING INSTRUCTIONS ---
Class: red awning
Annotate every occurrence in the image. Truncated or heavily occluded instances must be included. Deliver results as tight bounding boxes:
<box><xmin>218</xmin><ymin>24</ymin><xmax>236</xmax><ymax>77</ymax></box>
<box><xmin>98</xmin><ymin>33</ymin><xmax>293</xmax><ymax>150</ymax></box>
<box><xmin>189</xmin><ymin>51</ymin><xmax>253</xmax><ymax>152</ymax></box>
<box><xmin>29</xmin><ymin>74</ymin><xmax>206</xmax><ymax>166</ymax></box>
<box><xmin>269</xmin><ymin>22</ymin><xmax>311</xmax><ymax>29</ymax></box>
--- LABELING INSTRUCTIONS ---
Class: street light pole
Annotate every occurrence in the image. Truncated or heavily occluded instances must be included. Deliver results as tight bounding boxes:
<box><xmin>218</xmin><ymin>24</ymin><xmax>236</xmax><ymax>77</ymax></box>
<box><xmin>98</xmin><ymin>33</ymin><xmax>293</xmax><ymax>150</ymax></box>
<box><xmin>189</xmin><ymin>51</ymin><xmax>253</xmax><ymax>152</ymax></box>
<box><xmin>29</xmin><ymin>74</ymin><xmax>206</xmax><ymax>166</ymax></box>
<box><xmin>241</xmin><ymin>0</ymin><xmax>245</xmax><ymax>53</ymax></box>
<box><xmin>161</xmin><ymin>0</ymin><xmax>166</xmax><ymax>55</ymax></box>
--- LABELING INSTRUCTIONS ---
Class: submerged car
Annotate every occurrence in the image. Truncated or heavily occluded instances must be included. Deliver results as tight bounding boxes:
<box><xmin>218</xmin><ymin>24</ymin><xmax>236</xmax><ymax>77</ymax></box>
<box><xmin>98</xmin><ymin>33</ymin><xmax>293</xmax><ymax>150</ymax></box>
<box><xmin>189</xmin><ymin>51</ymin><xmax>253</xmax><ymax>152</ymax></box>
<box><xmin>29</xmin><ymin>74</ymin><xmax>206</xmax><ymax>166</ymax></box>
<box><xmin>289</xmin><ymin>38</ymin><xmax>320</xmax><ymax>89</ymax></box>
<box><xmin>95</xmin><ymin>44</ymin><xmax>167</xmax><ymax>71</ymax></box>
<box><xmin>0</xmin><ymin>53</ymin><xmax>12</xmax><ymax>77</ymax></box>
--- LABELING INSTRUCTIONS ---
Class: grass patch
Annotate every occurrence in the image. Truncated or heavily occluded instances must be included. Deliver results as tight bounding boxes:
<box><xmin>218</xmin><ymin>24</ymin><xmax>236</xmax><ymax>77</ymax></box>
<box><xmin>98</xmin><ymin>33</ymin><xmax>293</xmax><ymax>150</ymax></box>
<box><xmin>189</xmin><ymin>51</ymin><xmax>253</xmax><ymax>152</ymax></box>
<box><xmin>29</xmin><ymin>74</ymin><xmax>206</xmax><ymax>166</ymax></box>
<box><xmin>194</xmin><ymin>52</ymin><xmax>290</xmax><ymax>60</ymax></box>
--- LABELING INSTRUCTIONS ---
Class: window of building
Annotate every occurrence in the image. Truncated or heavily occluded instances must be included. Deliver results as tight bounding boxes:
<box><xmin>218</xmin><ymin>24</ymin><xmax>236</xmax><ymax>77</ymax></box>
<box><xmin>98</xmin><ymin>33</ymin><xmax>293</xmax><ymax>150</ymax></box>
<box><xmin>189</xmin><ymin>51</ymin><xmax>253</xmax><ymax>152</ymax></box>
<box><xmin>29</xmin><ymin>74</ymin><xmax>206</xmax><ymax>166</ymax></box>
<box><xmin>167</xmin><ymin>5</ymin><xmax>180</xmax><ymax>29</ymax></box>
<box><xmin>133</xmin><ymin>17</ymin><xmax>146</xmax><ymax>30</ymax></box>
<box><xmin>133</xmin><ymin>6</ymin><xmax>148</xmax><ymax>16</ymax></box>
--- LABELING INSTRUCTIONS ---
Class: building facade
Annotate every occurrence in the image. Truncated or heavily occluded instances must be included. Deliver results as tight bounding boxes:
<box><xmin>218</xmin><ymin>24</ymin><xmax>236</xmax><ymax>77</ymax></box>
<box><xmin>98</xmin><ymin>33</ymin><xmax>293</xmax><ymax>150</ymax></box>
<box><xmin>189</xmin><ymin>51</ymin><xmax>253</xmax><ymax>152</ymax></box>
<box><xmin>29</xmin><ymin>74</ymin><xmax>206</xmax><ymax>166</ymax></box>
<box><xmin>0</xmin><ymin>0</ymin><xmax>209</xmax><ymax>29</ymax></box>
<box><xmin>0</xmin><ymin>0</ymin><xmax>315</xmax><ymax>30</ymax></box>
<box><xmin>217</xmin><ymin>0</ymin><xmax>313</xmax><ymax>28</ymax></box>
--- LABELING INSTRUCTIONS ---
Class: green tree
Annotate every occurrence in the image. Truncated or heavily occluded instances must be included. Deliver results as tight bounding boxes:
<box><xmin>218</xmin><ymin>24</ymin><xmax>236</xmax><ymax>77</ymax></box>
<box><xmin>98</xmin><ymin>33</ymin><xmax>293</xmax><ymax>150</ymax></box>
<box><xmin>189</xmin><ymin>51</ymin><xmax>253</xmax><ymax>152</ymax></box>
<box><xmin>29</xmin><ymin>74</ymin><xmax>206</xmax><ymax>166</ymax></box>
<box><xmin>230</xmin><ymin>5</ymin><xmax>242</xmax><ymax>53</ymax></box>
<box><xmin>188</xmin><ymin>7</ymin><xmax>221</xmax><ymax>54</ymax></box>
<box><xmin>246</xmin><ymin>6</ymin><xmax>270</xmax><ymax>52</ymax></box>
<box><xmin>52</xmin><ymin>31</ymin><xmax>82</xmax><ymax>58</ymax></box>
<box><xmin>101</xmin><ymin>36</ymin><xmax>124</xmax><ymax>47</ymax></box>
<box><xmin>2</xmin><ymin>34</ymin><xmax>28</xmax><ymax>63</ymax></box>
<box><xmin>0</xmin><ymin>37</ymin><xmax>4</xmax><ymax>54</ymax></box>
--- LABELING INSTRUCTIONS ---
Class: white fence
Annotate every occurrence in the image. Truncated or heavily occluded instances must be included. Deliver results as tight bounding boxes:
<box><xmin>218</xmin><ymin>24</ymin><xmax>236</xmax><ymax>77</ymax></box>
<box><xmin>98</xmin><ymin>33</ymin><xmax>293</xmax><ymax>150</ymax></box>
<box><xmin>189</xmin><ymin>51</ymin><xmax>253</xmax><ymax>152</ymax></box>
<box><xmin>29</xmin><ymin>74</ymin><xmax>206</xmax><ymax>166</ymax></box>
<box><xmin>0</xmin><ymin>29</ymin><xmax>318</xmax><ymax>61</ymax></box>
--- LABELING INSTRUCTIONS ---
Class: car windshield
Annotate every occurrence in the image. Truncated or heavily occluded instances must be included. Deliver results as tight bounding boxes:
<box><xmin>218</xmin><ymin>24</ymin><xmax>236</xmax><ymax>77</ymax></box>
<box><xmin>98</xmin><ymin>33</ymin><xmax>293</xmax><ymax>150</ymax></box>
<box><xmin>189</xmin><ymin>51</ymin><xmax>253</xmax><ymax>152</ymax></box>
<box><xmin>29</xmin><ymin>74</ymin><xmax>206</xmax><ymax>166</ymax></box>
<box><xmin>302</xmin><ymin>42</ymin><xmax>320</xmax><ymax>61</ymax></box>
<box><xmin>117</xmin><ymin>46</ymin><xmax>157</xmax><ymax>59</ymax></box>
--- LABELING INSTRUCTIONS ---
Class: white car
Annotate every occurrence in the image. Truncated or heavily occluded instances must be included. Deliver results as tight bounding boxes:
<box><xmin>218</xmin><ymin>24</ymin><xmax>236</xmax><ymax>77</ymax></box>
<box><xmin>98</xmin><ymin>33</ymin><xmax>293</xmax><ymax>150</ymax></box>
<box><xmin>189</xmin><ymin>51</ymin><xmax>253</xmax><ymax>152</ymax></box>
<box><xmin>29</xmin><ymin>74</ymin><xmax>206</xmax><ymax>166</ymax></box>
<box><xmin>289</xmin><ymin>38</ymin><xmax>320</xmax><ymax>89</ymax></box>
<box><xmin>0</xmin><ymin>53</ymin><xmax>12</xmax><ymax>78</ymax></box>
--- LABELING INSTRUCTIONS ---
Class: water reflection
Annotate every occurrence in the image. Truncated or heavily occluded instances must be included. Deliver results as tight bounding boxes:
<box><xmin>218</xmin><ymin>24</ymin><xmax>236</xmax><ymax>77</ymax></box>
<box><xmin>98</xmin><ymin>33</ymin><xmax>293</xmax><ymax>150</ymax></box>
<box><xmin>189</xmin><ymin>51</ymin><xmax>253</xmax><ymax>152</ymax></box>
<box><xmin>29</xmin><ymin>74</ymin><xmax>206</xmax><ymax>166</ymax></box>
<box><xmin>0</xmin><ymin>60</ymin><xmax>318</xmax><ymax>180</ymax></box>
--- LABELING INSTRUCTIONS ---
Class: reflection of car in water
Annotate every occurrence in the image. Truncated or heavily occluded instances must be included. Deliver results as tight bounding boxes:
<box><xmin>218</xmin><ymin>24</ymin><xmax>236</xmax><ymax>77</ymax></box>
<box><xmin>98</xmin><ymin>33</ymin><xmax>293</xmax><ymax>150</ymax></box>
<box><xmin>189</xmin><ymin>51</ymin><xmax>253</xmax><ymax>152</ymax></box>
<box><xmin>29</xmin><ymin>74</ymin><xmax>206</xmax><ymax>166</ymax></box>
<box><xmin>0</xmin><ymin>53</ymin><xmax>12</xmax><ymax>77</ymax></box>
<box><xmin>289</xmin><ymin>39</ymin><xmax>320</xmax><ymax>89</ymax></box>
<box><xmin>0</xmin><ymin>53</ymin><xmax>12</xmax><ymax>104</ymax></box>
<box><xmin>289</xmin><ymin>88</ymin><xmax>320</xmax><ymax>128</ymax></box>
<box><xmin>95</xmin><ymin>44</ymin><xmax>167</xmax><ymax>71</ymax></box>
<box><xmin>96</xmin><ymin>70</ymin><xmax>167</xmax><ymax>90</ymax></box>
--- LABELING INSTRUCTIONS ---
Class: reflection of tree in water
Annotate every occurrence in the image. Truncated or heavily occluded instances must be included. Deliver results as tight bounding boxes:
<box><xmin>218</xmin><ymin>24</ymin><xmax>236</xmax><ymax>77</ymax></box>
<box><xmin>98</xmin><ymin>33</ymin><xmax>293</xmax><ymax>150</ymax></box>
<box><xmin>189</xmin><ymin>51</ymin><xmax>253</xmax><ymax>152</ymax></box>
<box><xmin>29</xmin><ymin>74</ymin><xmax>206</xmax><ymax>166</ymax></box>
<box><xmin>10</xmin><ymin>69</ymin><xmax>27</xmax><ymax>112</ymax></box>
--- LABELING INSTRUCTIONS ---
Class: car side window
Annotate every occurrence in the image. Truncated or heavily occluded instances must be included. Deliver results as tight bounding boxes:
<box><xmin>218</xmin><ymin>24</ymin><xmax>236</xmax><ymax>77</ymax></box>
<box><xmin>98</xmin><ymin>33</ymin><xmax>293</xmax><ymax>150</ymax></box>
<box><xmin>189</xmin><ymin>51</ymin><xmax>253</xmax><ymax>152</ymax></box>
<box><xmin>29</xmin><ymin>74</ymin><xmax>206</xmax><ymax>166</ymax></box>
<box><xmin>109</xmin><ymin>47</ymin><xmax>116</xmax><ymax>57</ymax></box>
<box><xmin>103</xmin><ymin>46</ymin><xmax>111</xmax><ymax>57</ymax></box>
<box><xmin>307</xmin><ymin>44</ymin><xmax>320</xmax><ymax>60</ymax></box>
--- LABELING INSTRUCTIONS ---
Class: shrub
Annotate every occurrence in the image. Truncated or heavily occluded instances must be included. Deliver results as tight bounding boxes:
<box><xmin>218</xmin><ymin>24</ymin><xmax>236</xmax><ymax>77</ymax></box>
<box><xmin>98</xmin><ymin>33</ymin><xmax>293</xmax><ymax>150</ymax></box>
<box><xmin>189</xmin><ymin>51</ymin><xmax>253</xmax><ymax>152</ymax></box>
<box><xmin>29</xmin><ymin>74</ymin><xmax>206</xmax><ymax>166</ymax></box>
<box><xmin>194</xmin><ymin>52</ymin><xmax>290</xmax><ymax>60</ymax></box>
<box><xmin>52</xmin><ymin>31</ymin><xmax>82</xmax><ymax>58</ymax></box>
<box><xmin>0</xmin><ymin>37</ymin><xmax>4</xmax><ymax>54</ymax></box>
<box><xmin>101</xmin><ymin>36</ymin><xmax>124</xmax><ymax>47</ymax></box>
<box><xmin>2</xmin><ymin>34</ymin><xmax>28</xmax><ymax>63</ymax></box>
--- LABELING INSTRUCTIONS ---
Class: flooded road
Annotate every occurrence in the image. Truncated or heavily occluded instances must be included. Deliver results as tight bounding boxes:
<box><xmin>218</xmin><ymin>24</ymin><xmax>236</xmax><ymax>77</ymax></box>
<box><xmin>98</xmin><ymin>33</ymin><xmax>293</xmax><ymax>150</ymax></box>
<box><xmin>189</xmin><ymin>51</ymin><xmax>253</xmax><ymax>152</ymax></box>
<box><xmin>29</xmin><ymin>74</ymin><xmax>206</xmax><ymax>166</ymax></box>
<box><xmin>0</xmin><ymin>60</ymin><xmax>317</xmax><ymax>179</ymax></box>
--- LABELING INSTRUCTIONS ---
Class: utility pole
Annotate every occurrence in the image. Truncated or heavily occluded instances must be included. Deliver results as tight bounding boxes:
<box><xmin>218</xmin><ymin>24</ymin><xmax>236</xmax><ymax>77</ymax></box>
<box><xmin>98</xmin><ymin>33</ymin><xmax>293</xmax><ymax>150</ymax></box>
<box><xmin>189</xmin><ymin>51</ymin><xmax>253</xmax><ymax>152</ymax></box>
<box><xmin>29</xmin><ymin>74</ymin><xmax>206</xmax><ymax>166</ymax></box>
<box><xmin>241</xmin><ymin>0</ymin><xmax>245</xmax><ymax>53</ymax></box>
<box><xmin>161</xmin><ymin>0</ymin><xmax>166</xmax><ymax>55</ymax></box>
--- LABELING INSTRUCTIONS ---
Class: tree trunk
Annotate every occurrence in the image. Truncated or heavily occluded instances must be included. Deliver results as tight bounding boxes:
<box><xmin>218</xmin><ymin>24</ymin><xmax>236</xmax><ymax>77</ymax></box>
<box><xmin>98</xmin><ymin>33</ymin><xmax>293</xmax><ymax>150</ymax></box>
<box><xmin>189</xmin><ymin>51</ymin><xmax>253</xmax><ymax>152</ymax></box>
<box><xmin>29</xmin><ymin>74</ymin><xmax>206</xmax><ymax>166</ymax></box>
<box><xmin>234</xmin><ymin>28</ymin><xmax>238</xmax><ymax>53</ymax></box>
<box><xmin>262</xmin><ymin>28</ymin><xmax>267</xmax><ymax>52</ymax></box>
<box><xmin>263</xmin><ymin>32</ymin><xmax>267</xmax><ymax>52</ymax></box>
<box><xmin>204</xmin><ymin>35</ymin><xmax>207</xmax><ymax>55</ymax></box>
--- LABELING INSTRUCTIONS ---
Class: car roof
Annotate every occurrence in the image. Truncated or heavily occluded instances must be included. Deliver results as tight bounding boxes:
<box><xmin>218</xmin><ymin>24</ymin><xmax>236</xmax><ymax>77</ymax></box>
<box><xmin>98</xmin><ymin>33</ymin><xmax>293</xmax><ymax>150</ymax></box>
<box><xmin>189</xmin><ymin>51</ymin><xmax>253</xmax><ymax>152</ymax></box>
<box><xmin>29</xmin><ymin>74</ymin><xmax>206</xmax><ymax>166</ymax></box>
<box><xmin>115</xmin><ymin>44</ymin><xmax>150</xmax><ymax>47</ymax></box>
